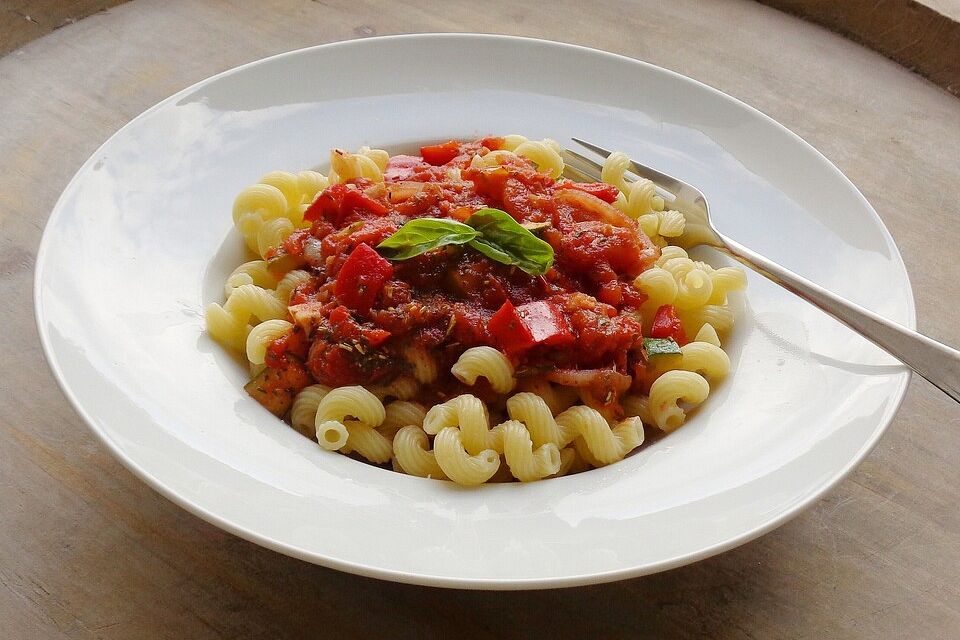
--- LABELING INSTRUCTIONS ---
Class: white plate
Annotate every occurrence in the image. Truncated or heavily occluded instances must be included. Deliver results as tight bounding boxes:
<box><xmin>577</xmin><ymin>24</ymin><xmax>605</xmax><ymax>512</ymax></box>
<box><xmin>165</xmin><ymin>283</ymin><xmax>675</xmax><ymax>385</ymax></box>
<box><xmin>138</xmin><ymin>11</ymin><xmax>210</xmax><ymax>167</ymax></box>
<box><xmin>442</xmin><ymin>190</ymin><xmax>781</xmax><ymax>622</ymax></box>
<box><xmin>34</xmin><ymin>34</ymin><xmax>914</xmax><ymax>589</ymax></box>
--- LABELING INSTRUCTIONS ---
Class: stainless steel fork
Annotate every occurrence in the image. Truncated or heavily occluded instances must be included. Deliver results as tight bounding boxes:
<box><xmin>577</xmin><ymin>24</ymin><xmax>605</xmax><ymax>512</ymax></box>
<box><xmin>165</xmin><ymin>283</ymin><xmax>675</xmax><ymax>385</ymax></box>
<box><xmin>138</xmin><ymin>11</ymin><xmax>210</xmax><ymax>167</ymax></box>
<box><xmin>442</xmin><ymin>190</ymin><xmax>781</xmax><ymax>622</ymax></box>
<box><xmin>566</xmin><ymin>138</ymin><xmax>960</xmax><ymax>404</ymax></box>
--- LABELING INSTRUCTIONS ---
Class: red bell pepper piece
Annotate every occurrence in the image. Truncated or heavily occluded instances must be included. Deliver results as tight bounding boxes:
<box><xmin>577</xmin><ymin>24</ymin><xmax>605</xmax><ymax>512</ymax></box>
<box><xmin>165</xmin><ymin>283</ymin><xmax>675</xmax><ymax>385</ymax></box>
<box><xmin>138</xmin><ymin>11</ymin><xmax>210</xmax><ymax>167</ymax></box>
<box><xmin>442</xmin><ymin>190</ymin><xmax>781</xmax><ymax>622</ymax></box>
<box><xmin>304</xmin><ymin>182</ymin><xmax>389</xmax><ymax>225</ymax></box>
<box><xmin>488</xmin><ymin>300</ymin><xmax>573</xmax><ymax>355</ymax></box>
<box><xmin>489</xmin><ymin>301</ymin><xmax>534</xmax><ymax>355</ymax></box>
<box><xmin>556</xmin><ymin>180</ymin><xmax>620</xmax><ymax>203</ymax></box>
<box><xmin>420</xmin><ymin>141</ymin><xmax>461</xmax><ymax>166</ymax></box>
<box><xmin>517</xmin><ymin>301</ymin><xmax>574</xmax><ymax>347</ymax></box>
<box><xmin>650</xmin><ymin>304</ymin><xmax>688</xmax><ymax>345</ymax></box>
<box><xmin>334</xmin><ymin>243</ymin><xmax>393</xmax><ymax>313</ymax></box>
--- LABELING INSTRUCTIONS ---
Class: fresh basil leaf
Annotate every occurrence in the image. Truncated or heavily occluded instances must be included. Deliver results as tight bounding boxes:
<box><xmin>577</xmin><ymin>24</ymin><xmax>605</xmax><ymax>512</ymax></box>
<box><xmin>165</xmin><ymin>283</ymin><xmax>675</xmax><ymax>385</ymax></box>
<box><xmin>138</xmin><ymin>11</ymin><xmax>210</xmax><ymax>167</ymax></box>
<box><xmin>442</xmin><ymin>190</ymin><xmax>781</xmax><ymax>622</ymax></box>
<box><xmin>465</xmin><ymin>208</ymin><xmax>554</xmax><ymax>275</ymax></box>
<box><xmin>643</xmin><ymin>337</ymin><xmax>682</xmax><ymax>356</ymax></box>
<box><xmin>377</xmin><ymin>218</ymin><xmax>479</xmax><ymax>260</ymax></box>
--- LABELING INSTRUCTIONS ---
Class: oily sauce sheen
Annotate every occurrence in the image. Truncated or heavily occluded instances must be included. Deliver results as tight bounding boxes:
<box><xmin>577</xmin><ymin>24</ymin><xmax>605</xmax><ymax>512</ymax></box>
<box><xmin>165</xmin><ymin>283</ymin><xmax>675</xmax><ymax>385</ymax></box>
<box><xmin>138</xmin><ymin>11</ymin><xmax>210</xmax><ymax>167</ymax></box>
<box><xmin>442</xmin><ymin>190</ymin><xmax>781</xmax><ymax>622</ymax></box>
<box><xmin>264</xmin><ymin>138</ymin><xmax>662</xmax><ymax>407</ymax></box>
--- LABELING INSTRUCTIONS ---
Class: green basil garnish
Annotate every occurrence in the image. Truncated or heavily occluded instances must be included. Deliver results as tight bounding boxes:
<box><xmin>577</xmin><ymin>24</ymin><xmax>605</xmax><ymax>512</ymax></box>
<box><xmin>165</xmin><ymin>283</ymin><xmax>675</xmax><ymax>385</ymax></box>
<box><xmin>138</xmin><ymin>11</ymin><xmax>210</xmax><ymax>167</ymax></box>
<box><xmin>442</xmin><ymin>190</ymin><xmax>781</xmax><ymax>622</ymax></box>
<box><xmin>465</xmin><ymin>208</ymin><xmax>554</xmax><ymax>275</ymax></box>
<box><xmin>376</xmin><ymin>207</ymin><xmax>555</xmax><ymax>276</ymax></box>
<box><xmin>643</xmin><ymin>337</ymin><xmax>682</xmax><ymax>356</ymax></box>
<box><xmin>376</xmin><ymin>218</ymin><xmax>479</xmax><ymax>260</ymax></box>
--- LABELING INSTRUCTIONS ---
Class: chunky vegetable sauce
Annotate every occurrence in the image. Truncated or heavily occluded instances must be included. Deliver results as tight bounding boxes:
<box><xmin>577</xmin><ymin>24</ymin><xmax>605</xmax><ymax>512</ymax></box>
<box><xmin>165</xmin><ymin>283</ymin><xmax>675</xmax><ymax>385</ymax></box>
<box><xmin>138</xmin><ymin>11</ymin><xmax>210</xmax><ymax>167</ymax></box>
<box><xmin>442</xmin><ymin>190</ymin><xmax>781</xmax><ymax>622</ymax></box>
<box><xmin>258</xmin><ymin>138</ymin><xmax>680</xmax><ymax>412</ymax></box>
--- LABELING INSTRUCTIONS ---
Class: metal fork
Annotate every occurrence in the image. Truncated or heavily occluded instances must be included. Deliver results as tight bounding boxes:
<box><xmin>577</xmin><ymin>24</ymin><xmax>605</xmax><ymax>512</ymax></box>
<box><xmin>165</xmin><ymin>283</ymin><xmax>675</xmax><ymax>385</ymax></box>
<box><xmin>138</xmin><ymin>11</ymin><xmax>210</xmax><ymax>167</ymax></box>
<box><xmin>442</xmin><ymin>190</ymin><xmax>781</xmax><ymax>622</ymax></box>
<box><xmin>566</xmin><ymin>138</ymin><xmax>960</xmax><ymax>404</ymax></box>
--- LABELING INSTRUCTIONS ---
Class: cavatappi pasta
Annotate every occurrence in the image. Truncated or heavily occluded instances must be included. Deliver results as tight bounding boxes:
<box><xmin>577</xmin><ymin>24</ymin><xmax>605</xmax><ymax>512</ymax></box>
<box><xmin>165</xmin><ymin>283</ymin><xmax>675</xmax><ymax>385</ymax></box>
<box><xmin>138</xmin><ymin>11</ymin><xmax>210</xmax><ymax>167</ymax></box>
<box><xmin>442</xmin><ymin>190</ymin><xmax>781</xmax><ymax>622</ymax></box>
<box><xmin>206</xmin><ymin>136</ymin><xmax>745</xmax><ymax>485</ymax></box>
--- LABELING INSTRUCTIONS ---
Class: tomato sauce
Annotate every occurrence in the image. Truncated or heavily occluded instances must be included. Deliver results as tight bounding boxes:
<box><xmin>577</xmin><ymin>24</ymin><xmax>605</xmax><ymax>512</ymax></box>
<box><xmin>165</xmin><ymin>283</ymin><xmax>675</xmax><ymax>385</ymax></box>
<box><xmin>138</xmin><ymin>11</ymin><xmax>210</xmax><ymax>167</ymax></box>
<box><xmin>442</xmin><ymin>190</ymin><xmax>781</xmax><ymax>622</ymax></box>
<box><xmin>267</xmin><ymin>138</ymin><xmax>661</xmax><ymax>404</ymax></box>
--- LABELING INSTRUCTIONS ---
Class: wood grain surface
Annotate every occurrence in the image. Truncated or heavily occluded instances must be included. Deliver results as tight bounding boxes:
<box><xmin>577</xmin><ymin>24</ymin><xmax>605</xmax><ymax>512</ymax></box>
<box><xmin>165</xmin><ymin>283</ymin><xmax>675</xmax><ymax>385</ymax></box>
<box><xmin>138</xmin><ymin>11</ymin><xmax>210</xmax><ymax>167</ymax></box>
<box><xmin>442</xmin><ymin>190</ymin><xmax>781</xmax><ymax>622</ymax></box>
<box><xmin>2</xmin><ymin>1</ymin><xmax>959</xmax><ymax>638</ymax></box>
<box><xmin>765</xmin><ymin>0</ymin><xmax>960</xmax><ymax>97</ymax></box>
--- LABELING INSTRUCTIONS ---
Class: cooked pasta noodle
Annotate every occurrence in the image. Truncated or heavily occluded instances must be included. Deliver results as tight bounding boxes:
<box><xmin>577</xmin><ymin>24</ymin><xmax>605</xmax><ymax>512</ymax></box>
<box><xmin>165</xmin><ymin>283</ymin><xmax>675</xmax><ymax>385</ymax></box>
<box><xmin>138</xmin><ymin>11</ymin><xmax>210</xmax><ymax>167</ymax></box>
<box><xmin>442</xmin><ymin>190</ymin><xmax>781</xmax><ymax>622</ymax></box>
<box><xmin>378</xmin><ymin>400</ymin><xmax>427</xmax><ymax>440</ymax></box>
<box><xmin>314</xmin><ymin>386</ymin><xmax>385</xmax><ymax>450</ymax></box>
<box><xmin>513</xmin><ymin>140</ymin><xmax>564</xmax><ymax>179</ymax></box>
<box><xmin>554</xmin><ymin>406</ymin><xmax>644</xmax><ymax>465</ymax></box>
<box><xmin>291</xmin><ymin>384</ymin><xmax>331</xmax><ymax>438</ymax></box>
<box><xmin>450</xmin><ymin>346</ymin><xmax>516</xmax><ymax>394</ymax></box>
<box><xmin>206</xmin><ymin>284</ymin><xmax>286</xmax><ymax>351</ymax></box>
<box><xmin>393</xmin><ymin>426</ymin><xmax>447</xmax><ymax>479</ymax></box>
<box><xmin>506</xmin><ymin>392</ymin><xmax>569</xmax><ymax>448</ymax></box>
<box><xmin>649</xmin><ymin>370</ymin><xmax>710</xmax><ymax>432</ymax></box>
<box><xmin>432</xmin><ymin>427</ymin><xmax>501</xmax><ymax>485</ymax></box>
<box><xmin>343</xmin><ymin>419</ymin><xmax>393</xmax><ymax>464</ymax></box>
<box><xmin>694</xmin><ymin>323</ymin><xmax>722</xmax><ymax>347</ymax></box>
<box><xmin>501</xmin><ymin>420</ymin><xmax>562</xmax><ymax>481</ymax></box>
<box><xmin>275</xmin><ymin>269</ymin><xmax>311</xmax><ymax>304</ymax></box>
<box><xmin>225</xmin><ymin>260</ymin><xmax>277</xmax><ymax>297</ymax></box>
<box><xmin>423</xmin><ymin>394</ymin><xmax>505</xmax><ymax>455</ymax></box>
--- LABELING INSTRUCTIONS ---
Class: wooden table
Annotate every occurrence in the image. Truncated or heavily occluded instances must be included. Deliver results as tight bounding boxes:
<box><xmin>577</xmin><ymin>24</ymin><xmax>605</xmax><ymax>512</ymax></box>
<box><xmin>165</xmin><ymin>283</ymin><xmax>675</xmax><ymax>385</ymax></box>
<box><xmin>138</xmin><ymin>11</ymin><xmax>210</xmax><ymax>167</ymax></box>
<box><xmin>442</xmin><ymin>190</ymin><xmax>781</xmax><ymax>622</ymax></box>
<box><xmin>2</xmin><ymin>1</ymin><xmax>959</xmax><ymax>637</ymax></box>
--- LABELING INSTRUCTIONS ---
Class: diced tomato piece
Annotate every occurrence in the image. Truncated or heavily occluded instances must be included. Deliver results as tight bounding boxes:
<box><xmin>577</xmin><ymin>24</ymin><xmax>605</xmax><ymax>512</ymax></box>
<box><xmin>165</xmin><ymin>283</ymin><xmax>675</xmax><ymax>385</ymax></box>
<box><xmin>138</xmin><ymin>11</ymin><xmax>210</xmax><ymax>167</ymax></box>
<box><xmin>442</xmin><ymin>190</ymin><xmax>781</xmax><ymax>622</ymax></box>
<box><xmin>516</xmin><ymin>301</ymin><xmax>574</xmax><ymax>347</ymax></box>
<box><xmin>420</xmin><ymin>141</ymin><xmax>461</xmax><ymax>166</ymax></box>
<box><xmin>650</xmin><ymin>304</ymin><xmax>688</xmax><ymax>345</ymax></box>
<box><xmin>488</xmin><ymin>301</ymin><xmax>536</xmax><ymax>355</ymax></box>
<box><xmin>264</xmin><ymin>325</ymin><xmax>310</xmax><ymax>368</ymax></box>
<box><xmin>334</xmin><ymin>243</ymin><xmax>394</xmax><ymax>313</ymax></box>
<box><xmin>597</xmin><ymin>281</ymin><xmax>648</xmax><ymax>309</ymax></box>
<box><xmin>479</xmin><ymin>136</ymin><xmax>505</xmax><ymax>151</ymax></box>
<box><xmin>361</xmin><ymin>327</ymin><xmax>391</xmax><ymax>347</ymax></box>
<box><xmin>556</xmin><ymin>180</ymin><xmax>620</xmax><ymax>203</ymax></box>
<box><xmin>304</xmin><ymin>182</ymin><xmax>389</xmax><ymax>225</ymax></box>
<box><xmin>384</xmin><ymin>154</ymin><xmax>426</xmax><ymax>181</ymax></box>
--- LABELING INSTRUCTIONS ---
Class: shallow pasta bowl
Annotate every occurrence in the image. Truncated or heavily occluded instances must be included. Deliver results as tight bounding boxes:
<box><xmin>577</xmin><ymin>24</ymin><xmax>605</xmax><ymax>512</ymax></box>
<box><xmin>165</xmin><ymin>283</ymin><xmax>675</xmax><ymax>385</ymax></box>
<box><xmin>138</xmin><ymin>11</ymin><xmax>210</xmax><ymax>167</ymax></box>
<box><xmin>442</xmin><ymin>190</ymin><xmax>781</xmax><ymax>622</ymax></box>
<box><xmin>34</xmin><ymin>34</ymin><xmax>914</xmax><ymax>589</ymax></box>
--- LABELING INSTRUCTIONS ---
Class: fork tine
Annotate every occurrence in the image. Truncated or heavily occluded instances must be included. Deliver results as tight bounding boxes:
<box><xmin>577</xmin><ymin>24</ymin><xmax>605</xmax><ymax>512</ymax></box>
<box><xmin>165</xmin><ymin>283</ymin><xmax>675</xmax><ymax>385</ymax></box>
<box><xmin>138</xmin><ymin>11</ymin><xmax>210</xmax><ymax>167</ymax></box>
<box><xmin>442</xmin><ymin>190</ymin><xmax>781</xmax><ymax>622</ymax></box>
<box><xmin>563</xmin><ymin>148</ymin><xmax>606</xmax><ymax>175</ymax></box>
<box><xmin>570</xmin><ymin>138</ymin><xmax>678</xmax><ymax>204</ymax></box>
<box><xmin>571</xmin><ymin>137</ymin><xmax>614</xmax><ymax>159</ymax></box>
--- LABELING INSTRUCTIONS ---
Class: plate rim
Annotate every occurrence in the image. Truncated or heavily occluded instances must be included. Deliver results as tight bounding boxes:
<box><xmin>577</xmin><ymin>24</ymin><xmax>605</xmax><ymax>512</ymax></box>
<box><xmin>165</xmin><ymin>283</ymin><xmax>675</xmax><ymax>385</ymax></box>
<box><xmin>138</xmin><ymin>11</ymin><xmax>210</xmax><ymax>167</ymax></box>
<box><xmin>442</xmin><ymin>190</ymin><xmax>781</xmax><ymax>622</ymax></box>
<box><xmin>33</xmin><ymin>32</ymin><xmax>916</xmax><ymax>589</ymax></box>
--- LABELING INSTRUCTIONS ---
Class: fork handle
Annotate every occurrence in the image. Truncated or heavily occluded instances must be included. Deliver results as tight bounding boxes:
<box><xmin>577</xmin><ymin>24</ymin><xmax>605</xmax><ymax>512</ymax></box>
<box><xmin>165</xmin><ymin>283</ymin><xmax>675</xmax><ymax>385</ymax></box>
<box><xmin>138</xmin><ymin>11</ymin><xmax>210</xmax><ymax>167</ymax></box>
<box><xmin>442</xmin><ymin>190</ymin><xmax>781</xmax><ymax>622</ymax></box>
<box><xmin>716</xmin><ymin>233</ymin><xmax>960</xmax><ymax>404</ymax></box>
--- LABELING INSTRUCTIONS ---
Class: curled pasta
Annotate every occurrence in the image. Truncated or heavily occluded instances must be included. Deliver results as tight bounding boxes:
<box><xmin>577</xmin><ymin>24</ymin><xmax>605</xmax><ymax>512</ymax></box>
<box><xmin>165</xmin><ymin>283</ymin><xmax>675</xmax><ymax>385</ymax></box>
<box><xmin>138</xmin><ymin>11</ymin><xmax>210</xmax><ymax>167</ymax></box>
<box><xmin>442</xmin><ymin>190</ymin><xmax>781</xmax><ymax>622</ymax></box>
<box><xmin>245</xmin><ymin>319</ymin><xmax>292</xmax><ymax>365</ymax></box>
<box><xmin>600</xmin><ymin>151</ymin><xmax>633</xmax><ymax>194</ymax></box>
<box><xmin>232</xmin><ymin>183</ymin><xmax>287</xmax><ymax>226</ymax></box>
<box><xmin>329</xmin><ymin>148</ymin><xmax>387</xmax><ymax>183</ymax></box>
<box><xmin>621</xmin><ymin>394</ymin><xmax>654</xmax><ymax>426</ymax></box>
<box><xmin>694</xmin><ymin>323</ymin><xmax>722</xmax><ymax>347</ymax></box>
<box><xmin>661</xmin><ymin>341</ymin><xmax>730</xmax><ymax>382</ymax></box>
<box><xmin>275</xmin><ymin>269</ymin><xmax>311</xmax><ymax>304</ymax></box>
<box><xmin>291</xmin><ymin>384</ymin><xmax>331</xmax><ymax>438</ymax></box>
<box><xmin>392</xmin><ymin>426</ymin><xmax>447</xmax><ymax>479</ymax></box>
<box><xmin>432</xmin><ymin>427</ymin><xmax>501</xmax><ymax>485</ymax></box>
<box><xmin>660</xmin><ymin>256</ymin><xmax>714</xmax><ymax>310</ymax></box>
<box><xmin>451</xmin><ymin>346</ymin><xmax>516</xmax><ymax>394</ymax></box>
<box><xmin>634</xmin><ymin>266</ymin><xmax>678</xmax><ymax>307</ymax></box>
<box><xmin>679</xmin><ymin>304</ymin><xmax>735</xmax><ymax>335</ymax></box>
<box><xmin>707</xmin><ymin>267</ymin><xmax>748</xmax><ymax>305</ymax></box>
<box><xmin>343</xmin><ymin>420</ymin><xmax>392</xmax><ymax>464</ymax></box>
<box><xmin>206</xmin><ymin>284</ymin><xmax>286</xmax><ymax>352</ymax></box>
<box><xmin>513</xmin><ymin>140</ymin><xmax>564</xmax><ymax>179</ymax></box>
<box><xmin>501</xmin><ymin>420</ymin><xmax>562</xmax><ymax>481</ymax></box>
<box><xmin>225</xmin><ymin>260</ymin><xmax>277</xmax><ymax>297</ymax></box>
<box><xmin>551</xmin><ymin>446</ymin><xmax>580</xmax><ymax>478</ymax></box>
<box><xmin>506</xmin><ymin>392</ymin><xmax>569</xmax><ymax>447</ymax></box>
<box><xmin>232</xmin><ymin>171</ymin><xmax>328</xmax><ymax>258</ymax></box>
<box><xmin>554</xmin><ymin>406</ymin><xmax>645</xmax><ymax>465</ymax></box>
<box><xmin>378</xmin><ymin>400</ymin><xmax>427</xmax><ymax>440</ymax></box>
<box><xmin>649</xmin><ymin>370</ymin><xmax>710</xmax><ymax>432</ymax></box>
<box><xmin>423</xmin><ymin>394</ymin><xmax>504</xmax><ymax>455</ymax></box>
<box><xmin>314</xmin><ymin>386</ymin><xmax>385</xmax><ymax>450</ymax></box>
